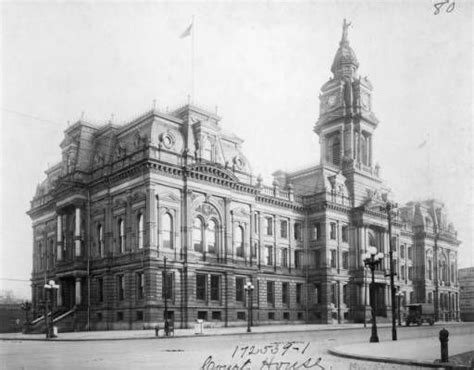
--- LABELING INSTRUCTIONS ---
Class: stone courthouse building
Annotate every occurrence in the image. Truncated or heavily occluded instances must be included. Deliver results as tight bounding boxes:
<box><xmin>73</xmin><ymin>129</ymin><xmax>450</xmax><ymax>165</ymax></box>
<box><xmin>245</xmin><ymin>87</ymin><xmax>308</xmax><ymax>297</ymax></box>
<box><xmin>28</xmin><ymin>22</ymin><xmax>461</xmax><ymax>331</ymax></box>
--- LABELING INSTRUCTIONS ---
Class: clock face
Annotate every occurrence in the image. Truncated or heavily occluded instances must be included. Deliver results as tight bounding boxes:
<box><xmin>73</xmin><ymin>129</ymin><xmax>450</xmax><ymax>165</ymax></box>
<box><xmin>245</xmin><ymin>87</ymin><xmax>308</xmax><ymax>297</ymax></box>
<box><xmin>327</xmin><ymin>94</ymin><xmax>337</xmax><ymax>107</ymax></box>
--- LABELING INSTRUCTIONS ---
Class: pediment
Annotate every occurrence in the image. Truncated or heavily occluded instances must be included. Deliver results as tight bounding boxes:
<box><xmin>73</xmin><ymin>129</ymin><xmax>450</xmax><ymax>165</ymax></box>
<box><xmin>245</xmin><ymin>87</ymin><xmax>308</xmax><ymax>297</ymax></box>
<box><xmin>188</xmin><ymin>163</ymin><xmax>239</xmax><ymax>183</ymax></box>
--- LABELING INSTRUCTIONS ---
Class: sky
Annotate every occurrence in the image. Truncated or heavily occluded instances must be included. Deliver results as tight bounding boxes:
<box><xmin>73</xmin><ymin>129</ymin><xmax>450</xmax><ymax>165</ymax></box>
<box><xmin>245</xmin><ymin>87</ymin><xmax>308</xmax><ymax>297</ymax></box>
<box><xmin>0</xmin><ymin>1</ymin><xmax>472</xmax><ymax>299</ymax></box>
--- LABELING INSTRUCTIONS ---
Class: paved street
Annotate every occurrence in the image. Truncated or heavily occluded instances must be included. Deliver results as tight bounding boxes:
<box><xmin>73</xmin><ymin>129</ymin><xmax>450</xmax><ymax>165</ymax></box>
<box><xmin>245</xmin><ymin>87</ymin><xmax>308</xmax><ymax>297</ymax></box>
<box><xmin>2</xmin><ymin>323</ymin><xmax>473</xmax><ymax>369</ymax></box>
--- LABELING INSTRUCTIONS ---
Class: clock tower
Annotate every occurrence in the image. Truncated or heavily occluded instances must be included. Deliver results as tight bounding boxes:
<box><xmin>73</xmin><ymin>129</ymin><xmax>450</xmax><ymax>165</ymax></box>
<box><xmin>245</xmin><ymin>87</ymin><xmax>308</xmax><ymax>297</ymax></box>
<box><xmin>314</xmin><ymin>19</ymin><xmax>383</xmax><ymax>206</ymax></box>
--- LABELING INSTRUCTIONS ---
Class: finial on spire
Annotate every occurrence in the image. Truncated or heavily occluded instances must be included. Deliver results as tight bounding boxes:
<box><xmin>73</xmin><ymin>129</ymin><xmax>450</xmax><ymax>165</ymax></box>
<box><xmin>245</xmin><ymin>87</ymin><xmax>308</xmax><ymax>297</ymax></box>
<box><xmin>81</xmin><ymin>111</ymin><xmax>85</xmax><ymax>120</ymax></box>
<box><xmin>341</xmin><ymin>18</ymin><xmax>352</xmax><ymax>44</ymax></box>
<box><xmin>152</xmin><ymin>99</ymin><xmax>156</xmax><ymax>110</ymax></box>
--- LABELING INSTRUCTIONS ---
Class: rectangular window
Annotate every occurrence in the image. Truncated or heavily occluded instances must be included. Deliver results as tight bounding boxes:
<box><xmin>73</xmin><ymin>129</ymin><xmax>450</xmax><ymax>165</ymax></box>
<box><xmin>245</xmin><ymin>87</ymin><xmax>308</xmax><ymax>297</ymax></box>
<box><xmin>117</xmin><ymin>275</ymin><xmax>124</xmax><ymax>301</ymax></box>
<box><xmin>401</xmin><ymin>265</ymin><xmax>406</xmax><ymax>280</ymax></box>
<box><xmin>266</xmin><ymin>217</ymin><xmax>273</xmax><ymax>236</ymax></box>
<box><xmin>236</xmin><ymin>277</ymin><xmax>244</xmax><ymax>302</ymax></box>
<box><xmin>197</xmin><ymin>311</ymin><xmax>208</xmax><ymax>321</ymax></box>
<box><xmin>312</xmin><ymin>223</ymin><xmax>321</xmax><ymax>240</ymax></box>
<box><xmin>162</xmin><ymin>272</ymin><xmax>173</xmax><ymax>300</ymax></box>
<box><xmin>314</xmin><ymin>250</ymin><xmax>321</xmax><ymax>267</ymax></box>
<box><xmin>254</xmin><ymin>213</ymin><xmax>259</xmax><ymax>231</ymax></box>
<box><xmin>281</xmin><ymin>248</ymin><xmax>288</xmax><ymax>267</ymax></box>
<box><xmin>343</xmin><ymin>284</ymin><xmax>348</xmax><ymax>305</ymax></box>
<box><xmin>282</xmin><ymin>282</ymin><xmax>289</xmax><ymax>305</ymax></box>
<box><xmin>251</xmin><ymin>242</ymin><xmax>257</xmax><ymax>258</ymax></box>
<box><xmin>400</xmin><ymin>245</ymin><xmax>405</xmax><ymax>258</ymax></box>
<box><xmin>331</xmin><ymin>283</ymin><xmax>337</xmax><ymax>304</ymax></box>
<box><xmin>315</xmin><ymin>285</ymin><xmax>320</xmax><ymax>304</ymax></box>
<box><xmin>196</xmin><ymin>274</ymin><xmax>206</xmax><ymax>301</ymax></box>
<box><xmin>408</xmin><ymin>266</ymin><xmax>413</xmax><ymax>281</ymax></box>
<box><xmin>280</xmin><ymin>220</ymin><xmax>288</xmax><ymax>238</ymax></box>
<box><xmin>331</xmin><ymin>250</ymin><xmax>337</xmax><ymax>268</ymax></box>
<box><xmin>342</xmin><ymin>251</ymin><xmax>349</xmax><ymax>269</ymax></box>
<box><xmin>296</xmin><ymin>283</ymin><xmax>302</xmax><ymax>304</ymax></box>
<box><xmin>428</xmin><ymin>292</ymin><xmax>433</xmax><ymax>304</ymax></box>
<box><xmin>297</xmin><ymin>312</ymin><xmax>303</xmax><ymax>320</ymax></box>
<box><xmin>342</xmin><ymin>225</ymin><xmax>349</xmax><ymax>243</ymax></box>
<box><xmin>117</xmin><ymin>311</ymin><xmax>124</xmax><ymax>321</ymax></box>
<box><xmin>408</xmin><ymin>247</ymin><xmax>413</xmax><ymax>260</ymax></box>
<box><xmin>237</xmin><ymin>311</ymin><xmax>246</xmax><ymax>320</ymax></box>
<box><xmin>268</xmin><ymin>312</ymin><xmax>275</xmax><ymax>320</ymax></box>
<box><xmin>98</xmin><ymin>277</ymin><xmax>104</xmax><ymax>302</ymax></box>
<box><xmin>212</xmin><ymin>311</ymin><xmax>222</xmax><ymax>321</ymax></box>
<box><xmin>266</xmin><ymin>246</ymin><xmax>273</xmax><ymax>266</ymax></box>
<box><xmin>267</xmin><ymin>281</ymin><xmax>274</xmax><ymax>305</ymax></box>
<box><xmin>294</xmin><ymin>222</ymin><xmax>301</xmax><ymax>240</ymax></box>
<box><xmin>210</xmin><ymin>275</ymin><xmax>220</xmax><ymax>301</ymax></box>
<box><xmin>330</xmin><ymin>223</ymin><xmax>337</xmax><ymax>240</ymax></box>
<box><xmin>136</xmin><ymin>311</ymin><xmax>143</xmax><ymax>321</ymax></box>
<box><xmin>283</xmin><ymin>312</ymin><xmax>289</xmax><ymax>320</ymax></box>
<box><xmin>137</xmin><ymin>272</ymin><xmax>144</xmax><ymax>300</ymax></box>
<box><xmin>294</xmin><ymin>250</ymin><xmax>302</xmax><ymax>269</ymax></box>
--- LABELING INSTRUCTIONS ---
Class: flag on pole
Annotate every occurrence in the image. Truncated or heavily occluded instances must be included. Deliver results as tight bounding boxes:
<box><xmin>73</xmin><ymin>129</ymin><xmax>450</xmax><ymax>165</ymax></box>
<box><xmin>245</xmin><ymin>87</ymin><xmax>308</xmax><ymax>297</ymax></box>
<box><xmin>180</xmin><ymin>23</ymin><xmax>193</xmax><ymax>38</ymax></box>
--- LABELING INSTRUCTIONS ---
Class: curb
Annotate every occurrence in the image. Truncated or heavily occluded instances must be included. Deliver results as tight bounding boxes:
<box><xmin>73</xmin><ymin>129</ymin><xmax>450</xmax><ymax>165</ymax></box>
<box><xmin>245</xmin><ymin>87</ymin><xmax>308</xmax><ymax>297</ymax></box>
<box><xmin>0</xmin><ymin>322</ymin><xmax>467</xmax><ymax>343</ymax></box>
<box><xmin>0</xmin><ymin>324</ymin><xmax>382</xmax><ymax>342</ymax></box>
<box><xmin>327</xmin><ymin>348</ymin><xmax>471</xmax><ymax>369</ymax></box>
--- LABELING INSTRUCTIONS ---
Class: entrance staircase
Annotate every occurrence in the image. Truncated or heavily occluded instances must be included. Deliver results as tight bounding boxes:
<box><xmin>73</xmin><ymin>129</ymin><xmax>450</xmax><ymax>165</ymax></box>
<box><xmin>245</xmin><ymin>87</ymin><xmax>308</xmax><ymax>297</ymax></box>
<box><xmin>27</xmin><ymin>307</ymin><xmax>77</xmax><ymax>334</ymax></box>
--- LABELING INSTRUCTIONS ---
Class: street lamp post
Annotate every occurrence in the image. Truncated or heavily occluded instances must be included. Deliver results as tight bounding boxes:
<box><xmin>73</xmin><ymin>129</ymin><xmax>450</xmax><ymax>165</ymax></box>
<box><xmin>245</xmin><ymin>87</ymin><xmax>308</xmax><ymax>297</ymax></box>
<box><xmin>244</xmin><ymin>281</ymin><xmax>254</xmax><ymax>333</ymax></box>
<box><xmin>44</xmin><ymin>280</ymin><xmax>59</xmax><ymax>339</ymax></box>
<box><xmin>363</xmin><ymin>246</ymin><xmax>384</xmax><ymax>343</ymax></box>
<box><xmin>381</xmin><ymin>198</ymin><xmax>398</xmax><ymax>341</ymax></box>
<box><xmin>396</xmin><ymin>291</ymin><xmax>404</xmax><ymax>326</ymax></box>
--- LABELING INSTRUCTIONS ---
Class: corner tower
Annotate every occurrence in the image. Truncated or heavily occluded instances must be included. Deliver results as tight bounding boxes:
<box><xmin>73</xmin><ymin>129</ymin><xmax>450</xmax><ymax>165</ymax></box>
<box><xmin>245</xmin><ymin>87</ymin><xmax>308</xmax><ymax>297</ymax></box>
<box><xmin>314</xmin><ymin>19</ymin><xmax>383</xmax><ymax>206</ymax></box>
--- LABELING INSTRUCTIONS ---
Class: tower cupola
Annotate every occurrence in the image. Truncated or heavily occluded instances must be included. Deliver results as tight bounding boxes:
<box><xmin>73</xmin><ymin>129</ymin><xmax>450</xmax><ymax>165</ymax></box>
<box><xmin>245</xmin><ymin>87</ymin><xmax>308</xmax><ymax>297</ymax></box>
<box><xmin>331</xmin><ymin>19</ymin><xmax>359</xmax><ymax>80</ymax></box>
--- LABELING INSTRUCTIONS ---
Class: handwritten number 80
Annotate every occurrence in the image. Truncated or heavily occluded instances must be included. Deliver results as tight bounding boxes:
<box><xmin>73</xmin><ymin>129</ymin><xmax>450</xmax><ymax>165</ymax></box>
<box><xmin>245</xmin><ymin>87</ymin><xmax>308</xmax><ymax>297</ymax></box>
<box><xmin>434</xmin><ymin>0</ymin><xmax>455</xmax><ymax>15</ymax></box>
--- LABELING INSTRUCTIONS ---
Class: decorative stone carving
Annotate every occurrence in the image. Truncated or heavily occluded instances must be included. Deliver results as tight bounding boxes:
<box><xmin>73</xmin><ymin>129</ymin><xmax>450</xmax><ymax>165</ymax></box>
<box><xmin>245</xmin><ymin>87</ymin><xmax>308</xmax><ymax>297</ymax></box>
<box><xmin>160</xmin><ymin>131</ymin><xmax>176</xmax><ymax>150</ymax></box>
<box><xmin>133</xmin><ymin>130</ymin><xmax>148</xmax><ymax>149</ymax></box>
<box><xmin>114</xmin><ymin>141</ymin><xmax>127</xmax><ymax>159</ymax></box>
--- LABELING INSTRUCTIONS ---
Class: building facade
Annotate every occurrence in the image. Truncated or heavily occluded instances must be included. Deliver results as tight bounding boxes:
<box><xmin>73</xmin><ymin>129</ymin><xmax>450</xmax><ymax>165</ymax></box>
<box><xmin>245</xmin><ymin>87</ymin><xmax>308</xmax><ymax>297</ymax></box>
<box><xmin>459</xmin><ymin>267</ymin><xmax>474</xmax><ymax>321</ymax></box>
<box><xmin>28</xmin><ymin>22</ymin><xmax>461</xmax><ymax>331</ymax></box>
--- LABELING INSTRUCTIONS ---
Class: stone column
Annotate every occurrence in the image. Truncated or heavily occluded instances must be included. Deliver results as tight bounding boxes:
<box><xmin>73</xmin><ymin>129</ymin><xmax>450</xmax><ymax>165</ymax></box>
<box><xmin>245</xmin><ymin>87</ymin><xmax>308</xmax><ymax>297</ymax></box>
<box><xmin>146</xmin><ymin>187</ymin><xmax>157</xmax><ymax>250</ymax></box>
<box><xmin>75</xmin><ymin>207</ymin><xmax>81</xmax><ymax>257</ymax></box>
<box><xmin>75</xmin><ymin>278</ymin><xmax>82</xmax><ymax>305</ymax></box>
<box><xmin>57</xmin><ymin>214</ymin><xmax>63</xmax><ymax>261</ymax></box>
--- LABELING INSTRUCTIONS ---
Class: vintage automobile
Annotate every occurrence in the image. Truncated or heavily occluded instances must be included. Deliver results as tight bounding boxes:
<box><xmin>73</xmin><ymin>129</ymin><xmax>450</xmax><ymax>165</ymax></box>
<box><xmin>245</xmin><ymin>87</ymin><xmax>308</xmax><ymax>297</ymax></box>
<box><xmin>405</xmin><ymin>303</ymin><xmax>435</xmax><ymax>326</ymax></box>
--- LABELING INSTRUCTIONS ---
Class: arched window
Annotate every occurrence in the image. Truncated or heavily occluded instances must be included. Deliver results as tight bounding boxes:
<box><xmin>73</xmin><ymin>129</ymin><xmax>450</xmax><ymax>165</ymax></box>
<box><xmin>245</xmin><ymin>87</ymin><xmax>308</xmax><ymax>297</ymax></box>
<box><xmin>332</xmin><ymin>136</ymin><xmax>340</xmax><ymax>166</ymax></box>
<box><xmin>368</xmin><ymin>233</ymin><xmax>376</xmax><ymax>248</ymax></box>
<box><xmin>193</xmin><ymin>218</ymin><xmax>203</xmax><ymax>252</ymax></box>
<box><xmin>203</xmin><ymin>137</ymin><xmax>213</xmax><ymax>161</ymax></box>
<box><xmin>118</xmin><ymin>219</ymin><xmax>125</xmax><ymax>253</ymax></box>
<box><xmin>97</xmin><ymin>224</ymin><xmax>104</xmax><ymax>257</ymax></box>
<box><xmin>207</xmin><ymin>220</ymin><xmax>217</xmax><ymax>254</ymax></box>
<box><xmin>427</xmin><ymin>258</ymin><xmax>433</xmax><ymax>280</ymax></box>
<box><xmin>162</xmin><ymin>213</ymin><xmax>173</xmax><ymax>249</ymax></box>
<box><xmin>235</xmin><ymin>225</ymin><xmax>244</xmax><ymax>257</ymax></box>
<box><xmin>137</xmin><ymin>214</ymin><xmax>144</xmax><ymax>249</ymax></box>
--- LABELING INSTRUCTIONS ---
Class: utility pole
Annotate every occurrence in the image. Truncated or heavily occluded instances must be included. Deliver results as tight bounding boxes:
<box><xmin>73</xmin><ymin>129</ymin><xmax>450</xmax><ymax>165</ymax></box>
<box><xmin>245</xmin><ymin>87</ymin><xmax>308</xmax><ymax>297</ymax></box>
<box><xmin>381</xmin><ymin>199</ymin><xmax>398</xmax><ymax>341</ymax></box>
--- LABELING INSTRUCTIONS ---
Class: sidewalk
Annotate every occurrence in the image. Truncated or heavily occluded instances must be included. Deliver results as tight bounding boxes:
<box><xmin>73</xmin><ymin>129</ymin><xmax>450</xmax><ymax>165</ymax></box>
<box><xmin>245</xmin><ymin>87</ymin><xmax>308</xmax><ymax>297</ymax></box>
<box><xmin>329</xmin><ymin>334</ymin><xmax>474</xmax><ymax>369</ymax></box>
<box><xmin>0</xmin><ymin>322</ymin><xmax>395</xmax><ymax>341</ymax></box>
